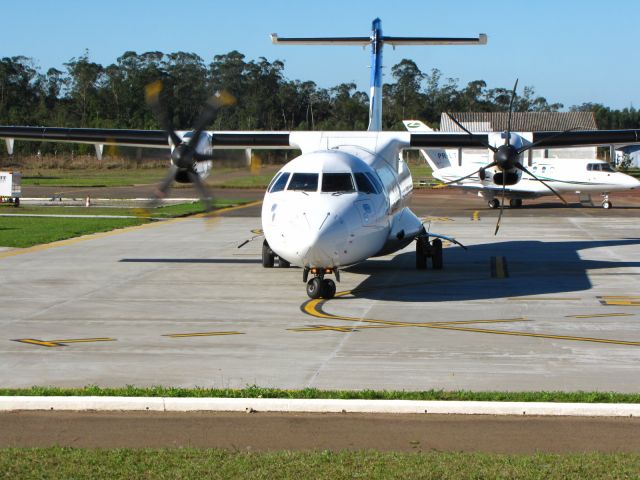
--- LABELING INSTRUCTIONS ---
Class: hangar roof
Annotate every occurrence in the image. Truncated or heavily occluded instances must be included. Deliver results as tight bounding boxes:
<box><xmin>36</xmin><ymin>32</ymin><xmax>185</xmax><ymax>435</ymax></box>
<box><xmin>440</xmin><ymin>112</ymin><xmax>597</xmax><ymax>132</ymax></box>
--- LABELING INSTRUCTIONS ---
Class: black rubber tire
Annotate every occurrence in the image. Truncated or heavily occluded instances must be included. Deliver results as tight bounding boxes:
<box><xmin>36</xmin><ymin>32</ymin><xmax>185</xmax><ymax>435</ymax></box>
<box><xmin>416</xmin><ymin>240</ymin><xmax>427</xmax><ymax>270</ymax></box>
<box><xmin>306</xmin><ymin>278</ymin><xmax>323</xmax><ymax>299</ymax></box>
<box><xmin>431</xmin><ymin>239</ymin><xmax>443</xmax><ymax>270</ymax></box>
<box><xmin>488</xmin><ymin>199</ymin><xmax>500</xmax><ymax>209</ymax></box>
<box><xmin>322</xmin><ymin>279</ymin><xmax>336</xmax><ymax>299</ymax></box>
<box><xmin>509</xmin><ymin>198</ymin><xmax>522</xmax><ymax>208</ymax></box>
<box><xmin>278</xmin><ymin>257</ymin><xmax>290</xmax><ymax>268</ymax></box>
<box><xmin>603</xmin><ymin>201</ymin><xmax>612</xmax><ymax>209</ymax></box>
<box><xmin>262</xmin><ymin>240</ymin><xmax>274</xmax><ymax>268</ymax></box>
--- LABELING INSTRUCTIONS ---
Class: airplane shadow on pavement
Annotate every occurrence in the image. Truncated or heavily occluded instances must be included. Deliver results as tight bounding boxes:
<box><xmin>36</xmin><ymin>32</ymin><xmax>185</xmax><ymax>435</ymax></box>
<box><xmin>343</xmin><ymin>238</ymin><xmax>640</xmax><ymax>302</ymax></box>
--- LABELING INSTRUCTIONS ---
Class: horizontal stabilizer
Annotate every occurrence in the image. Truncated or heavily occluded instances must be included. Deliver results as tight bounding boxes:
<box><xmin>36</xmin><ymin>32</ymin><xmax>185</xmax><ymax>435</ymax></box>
<box><xmin>384</xmin><ymin>34</ymin><xmax>487</xmax><ymax>46</ymax></box>
<box><xmin>270</xmin><ymin>34</ymin><xmax>370</xmax><ymax>46</ymax></box>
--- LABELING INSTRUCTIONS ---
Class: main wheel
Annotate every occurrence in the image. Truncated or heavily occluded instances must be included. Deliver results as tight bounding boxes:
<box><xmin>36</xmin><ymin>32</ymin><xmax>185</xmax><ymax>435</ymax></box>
<box><xmin>416</xmin><ymin>239</ymin><xmax>427</xmax><ymax>270</ymax></box>
<box><xmin>602</xmin><ymin>201</ymin><xmax>612</xmax><ymax>209</ymax></box>
<box><xmin>431</xmin><ymin>239</ymin><xmax>443</xmax><ymax>270</ymax></box>
<box><xmin>321</xmin><ymin>279</ymin><xmax>336</xmax><ymax>299</ymax></box>
<box><xmin>306</xmin><ymin>277</ymin><xmax>323</xmax><ymax>299</ymax></box>
<box><xmin>488</xmin><ymin>199</ymin><xmax>500</xmax><ymax>209</ymax></box>
<box><xmin>262</xmin><ymin>240</ymin><xmax>275</xmax><ymax>268</ymax></box>
<box><xmin>278</xmin><ymin>257</ymin><xmax>290</xmax><ymax>268</ymax></box>
<box><xmin>509</xmin><ymin>198</ymin><xmax>522</xmax><ymax>208</ymax></box>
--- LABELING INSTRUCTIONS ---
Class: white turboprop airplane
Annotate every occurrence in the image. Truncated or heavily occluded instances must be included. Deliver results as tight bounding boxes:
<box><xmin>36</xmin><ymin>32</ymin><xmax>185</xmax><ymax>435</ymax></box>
<box><xmin>404</xmin><ymin>119</ymin><xmax>640</xmax><ymax>209</ymax></box>
<box><xmin>3</xmin><ymin>19</ymin><xmax>640</xmax><ymax>300</ymax></box>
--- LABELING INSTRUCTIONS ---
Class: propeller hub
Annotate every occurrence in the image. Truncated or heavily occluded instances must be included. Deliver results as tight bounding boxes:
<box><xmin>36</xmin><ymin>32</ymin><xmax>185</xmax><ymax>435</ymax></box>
<box><xmin>171</xmin><ymin>144</ymin><xmax>195</xmax><ymax>170</ymax></box>
<box><xmin>494</xmin><ymin>144</ymin><xmax>519</xmax><ymax>171</ymax></box>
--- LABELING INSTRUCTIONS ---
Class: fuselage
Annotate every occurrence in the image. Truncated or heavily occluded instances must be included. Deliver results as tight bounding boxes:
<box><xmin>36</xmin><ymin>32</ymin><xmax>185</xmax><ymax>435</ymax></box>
<box><xmin>261</xmin><ymin>141</ymin><xmax>422</xmax><ymax>269</ymax></box>
<box><xmin>432</xmin><ymin>155</ymin><xmax>640</xmax><ymax>197</ymax></box>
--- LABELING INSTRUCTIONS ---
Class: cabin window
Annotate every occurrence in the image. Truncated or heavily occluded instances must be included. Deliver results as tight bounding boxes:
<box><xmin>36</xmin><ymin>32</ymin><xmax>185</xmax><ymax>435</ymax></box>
<box><xmin>354</xmin><ymin>172</ymin><xmax>377</xmax><ymax>194</ymax></box>
<box><xmin>322</xmin><ymin>173</ymin><xmax>355</xmax><ymax>193</ymax></box>
<box><xmin>288</xmin><ymin>173</ymin><xmax>318</xmax><ymax>192</ymax></box>
<box><xmin>269</xmin><ymin>172</ymin><xmax>290</xmax><ymax>192</ymax></box>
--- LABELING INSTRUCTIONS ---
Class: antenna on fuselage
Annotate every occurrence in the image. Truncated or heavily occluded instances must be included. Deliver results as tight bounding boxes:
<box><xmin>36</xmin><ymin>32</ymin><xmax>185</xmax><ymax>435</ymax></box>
<box><xmin>271</xmin><ymin>19</ymin><xmax>487</xmax><ymax>132</ymax></box>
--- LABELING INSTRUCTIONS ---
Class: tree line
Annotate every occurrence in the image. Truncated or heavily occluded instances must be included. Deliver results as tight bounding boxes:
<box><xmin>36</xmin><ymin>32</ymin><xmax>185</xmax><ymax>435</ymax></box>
<box><xmin>1</xmin><ymin>50</ymin><xmax>639</xmax><ymax>156</ymax></box>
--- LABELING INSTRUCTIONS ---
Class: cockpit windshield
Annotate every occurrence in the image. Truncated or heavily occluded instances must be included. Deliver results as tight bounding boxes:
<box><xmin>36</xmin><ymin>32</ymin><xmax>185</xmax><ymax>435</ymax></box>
<box><xmin>287</xmin><ymin>173</ymin><xmax>318</xmax><ymax>192</ymax></box>
<box><xmin>587</xmin><ymin>163</ymin><xmax>615</xmax><ymax>172</ymax></box>
<box><xmin>322</xmin><ymin>173</ymin><xmax>355</xmax><ymax>193</ymax></box>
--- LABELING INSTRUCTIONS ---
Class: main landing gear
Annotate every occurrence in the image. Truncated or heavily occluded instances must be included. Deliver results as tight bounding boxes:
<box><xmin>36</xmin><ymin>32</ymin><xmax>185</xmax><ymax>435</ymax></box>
<box><xmin>303</xmin><ymin>267</ymin><xmax>338</xmax><ymax>300</ymax></box>
<box><xmin>262</xmin><ymin>239</ymin><xmax>290</xmax><ymax>268</ymax></box>
<box><xmin>416</xmin><ymin>235</ymin><xmax>443</xmax><ymax>270</ymax></box>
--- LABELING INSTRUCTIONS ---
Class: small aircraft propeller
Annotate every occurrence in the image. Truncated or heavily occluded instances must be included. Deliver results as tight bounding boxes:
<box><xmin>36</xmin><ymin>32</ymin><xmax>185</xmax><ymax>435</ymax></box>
<box><xmin>144</xmin><ymin>80</ymin><xmax>218</xmax><ymax>213</ymax></box>
<box><xmin>443</xmin><ymin>79</ymin><xmax>569</xmax><ymax>234</ymax></box>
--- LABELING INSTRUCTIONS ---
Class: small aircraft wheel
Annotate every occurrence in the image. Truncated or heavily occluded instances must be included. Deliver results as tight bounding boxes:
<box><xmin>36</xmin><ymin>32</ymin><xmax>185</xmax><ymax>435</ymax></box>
<box><xmin>278</xmin><ymin>257</ymin><xmax>290</xmax><ymax>268</ymax></box>
<box><xmin>602</xmin><ymin>201</ymin><xmax>612</xmax><ymax>209</ymax></box>
<box><xmin>262</xmin><ymin>240</ymin><xmax>275</xmax><ymax>268</ymax></box>
<box><xmin>431</xmin><ymin>239</ymin><xmax>443</xmax><ymax>270</ymax></box>
<box><xmin>306</xmin><ymin>277</ymin><xmax>323</xmax><ymax>299</ymax></box>
<box><xmin>488</xmin><ymin>199</ymin><xmax>500</xmax><ymax>209</ymax></box>
<box><xmin>322</xmin><ymin>279</ymin><xmax>336</xmax><ymax>299</ymax></box>
<box><xmin>509</xmin><ymin>198</ymin><xmax>522</xmax><ymax>208</ymax></box>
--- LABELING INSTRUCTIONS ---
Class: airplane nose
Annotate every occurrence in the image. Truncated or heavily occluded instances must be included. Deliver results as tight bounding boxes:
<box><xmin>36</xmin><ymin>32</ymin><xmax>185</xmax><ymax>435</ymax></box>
<box><xmin>283</xmin><ymin>201</ymin><xmax>354</xmax><ymax>268</ymax></box>
<box><xmin>300</xmin><ymin>209</ymin><xmax>350</xmax><ymax>267</ymax></box>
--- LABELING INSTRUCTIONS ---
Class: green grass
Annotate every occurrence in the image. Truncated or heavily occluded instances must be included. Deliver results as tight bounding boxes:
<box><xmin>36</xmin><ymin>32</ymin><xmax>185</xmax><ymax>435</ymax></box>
<box><xmin>0</xmin><ymin>216</ymin><xmax>149</xmax><ymax>247</ymax></box>
<box><xmin>1</xmin><ymin>448</ymin><xmax>638</xmax><ymax>479</ymax></box>
<box><xmin>217</xmin><ymin>173</ymin><xmax>276</xmax><ymax>189</ymax></box>
<box><xmin>0</xmin><ymin>199</ymin><xmax>250</xmax><ymax>218</ymax></box>
<box><xmin>2</xmin><ymin>385</ymin><xmax>640</xmax><ymax>403</ymax></box>
<box><xmin>20</xmin><ymin>168</ymin><xmax>169</xmax><ymax>187</ymax></box>
<box><xmin>19</xmin><ymin>167</ymin><xmax>269</xmax><ymax>187</ymax></box>
<box><xmin>0</xmin><ymin>199</ymin><xmax>252</xmax><ymax>247</ymax></box>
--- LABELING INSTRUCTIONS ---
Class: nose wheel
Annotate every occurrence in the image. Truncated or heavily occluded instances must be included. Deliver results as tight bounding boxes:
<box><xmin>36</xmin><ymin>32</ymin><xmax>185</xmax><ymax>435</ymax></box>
<box><xmin>304</xmin><ymin>267</ymin><xmax>338</xmax><ymax>299</ymax></box>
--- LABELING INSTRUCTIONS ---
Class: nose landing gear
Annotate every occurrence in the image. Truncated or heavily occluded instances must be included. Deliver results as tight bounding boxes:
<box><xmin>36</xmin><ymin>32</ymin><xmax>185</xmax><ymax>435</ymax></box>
<box><xmin>304</xmin><ymin>267</ymin><xmax>338</xmax><ymax>299</ymax></box>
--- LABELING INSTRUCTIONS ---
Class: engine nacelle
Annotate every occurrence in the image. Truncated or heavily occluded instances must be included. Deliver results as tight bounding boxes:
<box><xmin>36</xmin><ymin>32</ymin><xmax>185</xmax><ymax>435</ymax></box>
<box><xmin>493</xmin><ymin>170</ymin><xmax>521</xmax><ymax>186</ymax></box>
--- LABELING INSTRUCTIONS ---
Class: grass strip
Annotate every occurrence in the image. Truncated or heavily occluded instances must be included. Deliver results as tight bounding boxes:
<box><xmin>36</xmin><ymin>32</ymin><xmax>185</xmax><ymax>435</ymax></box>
<box><xmin>1</xmin><ymin>199</ymin><xmax>249</xmax><ymax>218</ymax></box>
<box><xmin>0</xmin><ymin>200</ymin><xmax>253</xmax><ymax>247</ymax></box>
<box><xmin>0</xmin><ymin>217</ymin><xmax>149</xmax><ymax>248</ymax></box>
<box><xmin>1</xmin><ymin>448</ymin><xmax>638</xmax><ymax>479</ymax></box>
<box><xmin>1</xmin><ymin>385</ymin><xmax>639</xmax><ymax>403</ymax></box>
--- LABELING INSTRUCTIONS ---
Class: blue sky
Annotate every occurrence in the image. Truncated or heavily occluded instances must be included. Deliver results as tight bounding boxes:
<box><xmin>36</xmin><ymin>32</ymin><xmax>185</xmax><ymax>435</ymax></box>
<box><xmin>2</xmin><ymin>0</ymin><xmax>638</xmax><ymax>110</ymax></box>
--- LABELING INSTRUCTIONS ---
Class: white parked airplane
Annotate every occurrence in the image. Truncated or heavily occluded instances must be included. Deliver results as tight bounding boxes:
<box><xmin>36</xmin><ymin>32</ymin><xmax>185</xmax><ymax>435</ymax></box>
<box><xmin>2</xmin><ymin>19</ymin><xmax>640</xmax><ymax>300</ymax></box>
<box><xmin>404</xmin><ymin>119</ymin><xmax>640</xmax><ymax>209</ymax></box>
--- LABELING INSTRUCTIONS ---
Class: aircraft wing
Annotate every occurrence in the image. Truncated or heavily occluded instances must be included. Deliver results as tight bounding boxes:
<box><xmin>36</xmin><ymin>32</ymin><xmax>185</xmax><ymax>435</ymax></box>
<box><xmin>0</xmin><ymin>126</ymin><xmax>293</xmax><ymax>150</ymax></box>
<box><xmin>409</xmin><ymin>129</ymin><xmax>640</xmax><ymax>149</ymax></box>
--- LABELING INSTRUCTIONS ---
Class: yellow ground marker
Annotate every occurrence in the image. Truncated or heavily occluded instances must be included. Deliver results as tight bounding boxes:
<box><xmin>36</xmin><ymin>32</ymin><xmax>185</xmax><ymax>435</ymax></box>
<box><xmin>471</xmin><ymin>211</ymin><xmax>480</xmax><ymax>221</ymax></box>
<box><xmin>599</xmin><ymin>296</ymin><xmax>640</xmax><ymax>306</ymax></box>
<box><xmin>13</xmin><ymin>337</ymin><xmax>116</xmax><ymax>348</ymax></box>
<box><xmin>162</xmin><ymin>331</ymin><xmax>244</xmax><ymax>338</ymax></box>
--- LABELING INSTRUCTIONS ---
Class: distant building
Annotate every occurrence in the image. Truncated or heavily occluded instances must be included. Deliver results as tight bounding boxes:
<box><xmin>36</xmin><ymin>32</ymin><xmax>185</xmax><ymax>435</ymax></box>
<box><xmin>440</xmin><ymin>112</ymin><xmax>598</xmax><ymax>160</ymax></box>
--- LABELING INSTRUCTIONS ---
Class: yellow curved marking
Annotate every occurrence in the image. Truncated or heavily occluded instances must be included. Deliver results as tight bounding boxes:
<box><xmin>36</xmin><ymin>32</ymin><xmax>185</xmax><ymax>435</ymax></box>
<box><xmin>0</xmin><ymin>201</ymin><xmax>262</xmax><ymax>260</ymax></box>
<box><xmin>300</xmin><ymin>291</ymin><xmax>640</xmax><ymax>346</ymax></box>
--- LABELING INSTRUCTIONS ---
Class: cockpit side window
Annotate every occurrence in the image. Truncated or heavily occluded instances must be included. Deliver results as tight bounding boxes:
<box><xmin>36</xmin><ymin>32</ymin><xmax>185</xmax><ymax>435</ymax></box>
<box><xmin>587</xmin><ymin>164</ymin><xmax>593</xmax><ymax>171</ymax></box>
<box><xmin>288</xmin><ymin>173</ymin><xmax>318</xmax><ymax>192</ymax></box>
<box><xmin>365</xmin><ymin>172</ymin><xmax>384</xmax><ymax>193</ymax></box>
<box><xmin>602</xmin><ymin>163</ymin><xmax>614</xmax><ymax>172</ymax></box>
<box><xmin>322</xmin><ymin>173</ymin><xmax>355</xmax><ymax>193</ymax></box>
<box><xmin>354</xmin><ymin>172</ymin><xmax>377</xmax><ymax>194</ymax></box>
<box><xmin>269</xmin><ymin>172</ymin><xmax>290</xmax><ymax>193</ymax></box>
